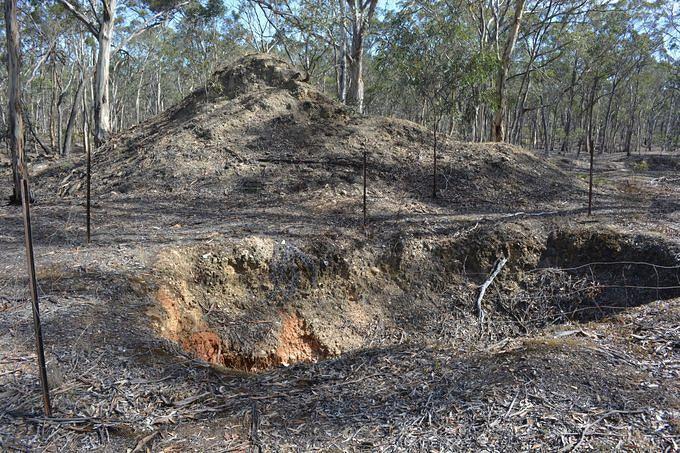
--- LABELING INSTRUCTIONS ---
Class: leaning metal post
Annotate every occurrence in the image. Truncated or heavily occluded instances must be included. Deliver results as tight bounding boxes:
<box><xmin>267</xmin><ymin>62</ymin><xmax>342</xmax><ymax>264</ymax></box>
<box><xmin>20</xmin><ymin>170</ymin><xmax>52</xmax><ymax>417</ymax></box>
<box><xmin>86</xmin><ymin>136</ymin><xmax>91</xmax><ymax>243</ymax></box>
<box><xmin>432</xmin><ymin>126</ymin><xmax>438</xmax><ymax>199</ymax></box>
<box><xmin>363</xmin><ymin>149</ymin><xmax>367</xmax><ymax>228</ymax></box>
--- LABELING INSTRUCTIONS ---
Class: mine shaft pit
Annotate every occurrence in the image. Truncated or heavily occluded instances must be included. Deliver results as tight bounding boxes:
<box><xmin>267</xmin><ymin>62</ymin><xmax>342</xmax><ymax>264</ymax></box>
<box><xmin>146</xmin><ymin>226</ymin><xmax>680</xmax><ymax>373</ymax></box>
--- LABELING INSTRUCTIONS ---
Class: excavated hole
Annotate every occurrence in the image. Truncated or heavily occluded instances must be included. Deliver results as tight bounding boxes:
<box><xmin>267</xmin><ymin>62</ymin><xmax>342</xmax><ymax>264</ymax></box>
<box><xmin>145</xmin><ymin>238</ymin><xmax>346</xmax><ymax>373</ymax></box>
<box><xmin>534</xmin><ymin>229</ymin><xmax>680</xmax><ymax>322</ymax></box>
<box><xmin>154</xmin><ymin>284</ymin><xmax>329</xmax><ymax>371</ymax></box>
<box><xmin>146</xmin><ymin>228</ymin><xmax>680</xmax><ymax>372</ymax></box>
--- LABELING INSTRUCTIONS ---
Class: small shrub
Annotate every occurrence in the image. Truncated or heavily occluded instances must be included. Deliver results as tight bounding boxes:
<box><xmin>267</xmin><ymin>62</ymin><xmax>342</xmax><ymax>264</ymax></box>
<box><xmin>632</xmin><ymin>160</ymin><xmax>649</xmax><ymax>172</ymax></box>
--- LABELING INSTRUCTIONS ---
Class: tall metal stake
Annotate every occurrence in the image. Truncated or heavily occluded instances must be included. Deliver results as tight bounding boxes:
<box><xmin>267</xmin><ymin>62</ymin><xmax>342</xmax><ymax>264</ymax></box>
<box><xmin>21</xmin><ymin>176</ymin><xmax>53</xmax><ymax>417</ymax></box>
<box><xmin>82</xmin><ymin>81</ymin><xmax>91</xmax><ymax>244</ymax></box>
<box><xmin>5</xmin><ymin>0</ymin><xmax>52</xmax><ymax>417</ymax></box>
<box><xmin>363</xmin><ymin>149</ymin><xmax>367</xmax><ymax>228</ymax></box>
<box><xmin>432</xmin><ymin>126</ymin><xmax>438</xmax><ymax>199</ymax></box>
<box><xmin>587</xmin><ymin>142</ymin><xmax>594</xmax><ymax>216</ymax></box>
<box><xmin>586</xmin><ymin>77</ymin><xmax>597</xmax><ymax>217</ymax></box>
<box><xmin>86</xmin><ymin>136</ymin><xmax>91</xmax><ymax>243</ymax></box>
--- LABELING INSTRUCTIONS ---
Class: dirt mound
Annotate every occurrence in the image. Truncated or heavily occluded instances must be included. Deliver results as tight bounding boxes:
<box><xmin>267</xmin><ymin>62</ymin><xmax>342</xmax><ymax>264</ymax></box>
<box><xmin>142</xmin><ymin>225</ymin><xmax>680</xmax><ymax>372</ymax></box>
<box><xmin>52</xmin><ymin>53</ymin><xmax>582</xmax><ymax>212</ymax></box>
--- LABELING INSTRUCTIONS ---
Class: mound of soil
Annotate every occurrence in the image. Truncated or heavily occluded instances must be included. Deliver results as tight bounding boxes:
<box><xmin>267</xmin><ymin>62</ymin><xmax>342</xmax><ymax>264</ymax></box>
<box><xmin>54</xmin><ymin>54</ymin><xmax>582</xmax><ymax>212</ymax></box>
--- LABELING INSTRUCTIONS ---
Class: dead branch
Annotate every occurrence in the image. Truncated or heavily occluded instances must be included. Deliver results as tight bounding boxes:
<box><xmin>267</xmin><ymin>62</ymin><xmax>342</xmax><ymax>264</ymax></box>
<box><xmin>476</xmin><ymin>256</ymin><xmax>508</xmax><ymax>324</ymax></box>
<box><xmin>131</xmin><ymin>430</ymin><xmax>159</xmax><ymax>453</ymax></box>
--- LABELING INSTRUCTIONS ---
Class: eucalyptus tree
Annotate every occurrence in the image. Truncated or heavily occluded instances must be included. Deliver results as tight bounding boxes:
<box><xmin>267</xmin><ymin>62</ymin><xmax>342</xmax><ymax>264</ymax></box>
<box><xmin>374</xmin><ymin>0</ymin><xmax>495</xmax><ymax>197</ymax></box>
<box><xmin>51</xmin><ymin>0</ymin><xmax>190</xmax><ymax>146</ymax></box>
<box><xmin>374</xmin><ymin>0</ymin><xmax>487</xmax><ymax>129</ymax></box>
<box><xmin>345</xmin><ymin>0</ymin><xmax>379</xmax><ymax>113</ymax></box>
<box><xmin>239</xmin><ymin>0</ymin><xmax>337</xmax><ymax>85</ymax></box>
<box><xmin>2</xmin><ymin>0</ymin><xmax>676</xmax><ymax>167</ymax></box>
<box><xmin>243</xmin><ymin>0</ymin><xmax>379</xmax><ymax>113</ymax></box>
<box><xmin>5</xmin><ymin>0</ymin><xmax>24</xmax><ymax>203</ymax></box>
<box><xmin>490</xmin><ymin>0</ymin><xmax>527</xmax><ymax>142</ymax></box>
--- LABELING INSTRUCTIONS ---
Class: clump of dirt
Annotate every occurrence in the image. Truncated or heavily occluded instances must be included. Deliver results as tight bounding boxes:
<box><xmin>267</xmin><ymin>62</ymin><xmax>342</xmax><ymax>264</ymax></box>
<box><xmin>432</xmin><ymin>222</ymin><xmax>546</xmax><ymax>276</ymax></box>
<box><xmin>49</xmin><ymin>53</ymin><xmax>583</xmax><ymax>213</ymax></box>
<box><xmin>144</xmin><ymin>224</ymin><xmax>679</xmax><ymax>371</ymax></box>
<box><xmin>40</xmin><ymin>54</ymin><xmax>672</xmax><ymax>373</ymax></box>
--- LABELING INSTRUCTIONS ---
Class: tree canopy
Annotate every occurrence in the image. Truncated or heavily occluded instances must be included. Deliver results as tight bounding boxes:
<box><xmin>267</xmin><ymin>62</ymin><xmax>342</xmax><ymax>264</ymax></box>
<box><xmin>0</xmin><ymin>0</ymin><xmax>677</xmax><ymax>155</ymax></box>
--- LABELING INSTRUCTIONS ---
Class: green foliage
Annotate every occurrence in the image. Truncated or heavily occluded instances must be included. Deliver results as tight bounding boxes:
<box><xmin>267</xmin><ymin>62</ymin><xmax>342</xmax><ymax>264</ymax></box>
<box><xmin>632</xmin><ymin>160</ymin><xmax>649</xmax><ymax>172</ymax></box>
<box><xmin>2</xmin><ymin>0</ymin><xmax>675</xmax><ymax>151</ymax></box>
<box><xmin>372</xmin><ymin>0</ymin><xmax>495</xmax><ymax>125</ymax></box>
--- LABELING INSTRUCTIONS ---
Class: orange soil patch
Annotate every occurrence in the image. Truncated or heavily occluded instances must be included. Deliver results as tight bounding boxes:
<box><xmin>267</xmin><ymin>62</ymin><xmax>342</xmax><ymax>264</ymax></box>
<box><xmin>182</xmin><ymin>331</ymin><xmax>223</xmax><ymax>364</ymax></box>
<box><xmin>275</xmin><ymin>312</ymin><xmax>326</xmax><ymax>366</ymax></box>
<box><xmin>153</xmin><ymin>286</ymin><xmax>327</xmax><ymax>371</ymax></box>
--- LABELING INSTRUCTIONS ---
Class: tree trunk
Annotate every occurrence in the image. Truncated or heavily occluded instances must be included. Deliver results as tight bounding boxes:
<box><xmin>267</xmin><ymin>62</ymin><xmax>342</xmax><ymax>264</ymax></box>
<box><xmin>156</xmin><ymin>68</ymin><xmax>162</xmax><ymax>115</ymax></box>
<box><xmin>82</xmin><ymin>87</ymin><xmax>91</xmax><ymax>243</ymax></box>
<box><xmin>492</xmin><ymin>64</ymin><xmax>508</xmax><ymax>142</ymax></box>
<box><xmin>550</xmin><ymin>106</ymin><xmax>558</xmax><ymax>152</ymax></box>
<box><xmin>134</xmin><ymin>64</ymin><xmax>146</xmax><ymax>123</ymax></box>
<box><xmin>626</xmin><ymin>122</ymin><xmax>635</xmax><ymax>155</ymax></box>
<box><xmin>624</xmin><ymin>70</ymin><xmax>641</xmax><ymax>156</ymax></box>
<box><xmin>663</xmin><ymin>93</ymin><xmax>675</xmax><ymax>153</ymax></box>
<box><xmin>337</xmin><ymin>0</ymin><xmax>348</xmax><ymax>103</ymax></box>
<box><xmin>62</xmin><ymin>77</ymin><xmax>85</xmax><ymax>157</ymax></box>
<box><xmin>599</xmin><ymin>78</ymin><xmax>617</xmax><ymax>154</ymax></box>
<box><xmin>345</xmin><ymin>0</ymin><xmax>377</xmax><ymax>114</ymax></box>
<box><xmin>432</xmin><ymin>118</ymin><xmax>438</xmax><ymax>199</ymax></box>
<box><xmin>110</xmin><ymin>75</ymin><xmax>118</xmax><ymax>132</ymax></box>
<box><xmin>647</xmin><ymin>114</ymin><xmax>657</xmax><ymax>152</ymax></box>
<box><xmin>610</xmin><ymin>101</ymin><xmax>620</xmax><ymax>152</ymax></box>
<box><xmin>586</xmin><ymin>77</ymin><xmax>598</xmax><ymax>216</ymax></box>
<box><xmin>57</xmin><ymin>98</ymin><xmax>64</xmax><ymax>157</ymax></box>
<box><xmin>49</xmin><ymin>59</ymin><xmax>57</xmax><ymax>151</ymax></box>
<box><xmin>512</xmin><ymin>74</ymin><xmax>532</xmax><ymax>144</ymax></box>
<box><xmin>635</xmin><ymin>109</ymin><xmax>642</xmax><ymax>154</ymax></box>
<box><xmin>492</xmin><ymin>0</ymin><xmax>527</xmax><ymax>142</ymax></box>
<box><xmin>346</xmin><ymin>23</ymin><xmax>364</xmax><ymax>113</ymax></box>
<box><xmin>93</xmin><ymin>0</ymin><xmax>116</xmax><ymax>147</ymax></box>
<box><xmin>5</xmin><ymin>0</ymin><xmax>23</xmax><ymax>204</ymax></box>
<box><xmin>540</xmin><ymin>96</ymin><xmax>549</xmax><ymax>153</ymax></box>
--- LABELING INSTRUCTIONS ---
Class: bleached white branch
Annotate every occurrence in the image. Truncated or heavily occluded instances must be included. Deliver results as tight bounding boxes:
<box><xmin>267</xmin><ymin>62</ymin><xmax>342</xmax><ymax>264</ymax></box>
<box><xmin>476</xmin><ymin>256</ymin><xmax>508</xmax><ymax>324</ymax></box>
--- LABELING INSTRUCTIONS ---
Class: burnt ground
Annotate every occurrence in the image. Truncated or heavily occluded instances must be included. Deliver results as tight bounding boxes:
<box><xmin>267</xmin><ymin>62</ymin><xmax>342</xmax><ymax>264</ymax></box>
<box><xmin>1</xmin><ymin>55</ymin><xmax>679</xmax><ymax>451</ymax></box>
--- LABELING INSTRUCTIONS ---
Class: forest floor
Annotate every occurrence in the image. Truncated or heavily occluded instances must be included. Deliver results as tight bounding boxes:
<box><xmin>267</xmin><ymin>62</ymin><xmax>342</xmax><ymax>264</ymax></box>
<box><xmin>1</xmin><ymin>55</ymin><xmax>679</xmax><ymax>451</ymax></box>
